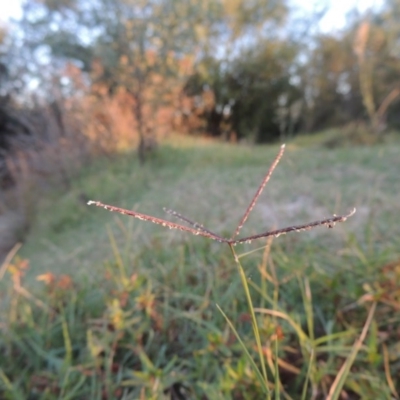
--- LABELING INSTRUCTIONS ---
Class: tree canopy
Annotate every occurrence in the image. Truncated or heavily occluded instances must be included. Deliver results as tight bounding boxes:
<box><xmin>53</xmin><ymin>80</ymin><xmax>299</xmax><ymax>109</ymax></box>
<box><xmin>1</xmin><ymin>0</ymin><xmax>399</xmax><ymax>154</ymax></box>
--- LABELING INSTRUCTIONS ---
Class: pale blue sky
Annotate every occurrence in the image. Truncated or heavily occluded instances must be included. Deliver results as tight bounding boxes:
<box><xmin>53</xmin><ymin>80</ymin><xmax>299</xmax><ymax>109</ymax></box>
<box><xmin>292</xmin><ymin>0</ymin><xmax>383</xmax><ymax>32</ymax></box>
<box><xmin>0</xmin><ymin>0</ymin><xmax>384</xmax><ymax>32</ymax></box>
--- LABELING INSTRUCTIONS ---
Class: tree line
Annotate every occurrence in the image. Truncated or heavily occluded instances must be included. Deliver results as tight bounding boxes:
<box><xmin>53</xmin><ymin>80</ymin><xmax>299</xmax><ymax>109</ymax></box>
<box><xmin>1</xmin><ymin>0</ymin><xmax>400</xmax><ymax>165</ymax></box>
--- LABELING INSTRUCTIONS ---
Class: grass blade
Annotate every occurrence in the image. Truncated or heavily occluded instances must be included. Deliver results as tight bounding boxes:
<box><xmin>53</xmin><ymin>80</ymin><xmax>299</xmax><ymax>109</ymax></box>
<box><xmin>383</xmin><ymin>343</ymin><xmax>399</xmax><ymax>399</ymax></box>
<box><xmin>216</xmin><ymin>304</ymin><xmax>269</xmax><ymax>396</ymax></box>
<box><xmin>0</xmin><ymin>369</ymin><xmax>25</xmax><ymax>400</ymax></box>
<box><xmin>229</xmin><ymin>244</ymin><xmax>270</xmax><ymax>397</ymax></box>
<box><xmin>327</xmin><ymin>302</ymin><xmax>377</xmax><ymax>400</ymax></box>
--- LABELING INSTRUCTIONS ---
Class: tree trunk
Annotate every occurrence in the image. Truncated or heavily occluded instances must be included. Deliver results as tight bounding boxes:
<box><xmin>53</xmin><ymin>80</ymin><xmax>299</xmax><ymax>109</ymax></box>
<box><xmin>132</xmin><ymin>90</ymin><xmax>146</xmax><ymax>164</ymax></box>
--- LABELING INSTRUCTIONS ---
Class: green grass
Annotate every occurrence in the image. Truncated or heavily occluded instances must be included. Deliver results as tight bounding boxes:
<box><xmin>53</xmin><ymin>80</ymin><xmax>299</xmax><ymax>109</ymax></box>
<box><xmin>1</xmin><ymin>136</ymin><xmax>400</xmax><ymax>399</ymax></box>
<box><xmin>19</xmin><ymin>139</ymin><xmax>400</xmax><ymax>279</ymax></box>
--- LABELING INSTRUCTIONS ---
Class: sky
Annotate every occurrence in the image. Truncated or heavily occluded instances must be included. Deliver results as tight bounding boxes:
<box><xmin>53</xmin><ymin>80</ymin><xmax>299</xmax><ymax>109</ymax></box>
<box><xmin>0</xmin><ymin>0</ymin><xmax>384</xmax><ymax>32</ymax></box>
<box><xmin>0</xmin><ymin>0</ymin><xmax>23</xmax><ymax>24</ymax></box>
<box><xmin>292</xmin><ymin>0</ymin><xmax>384</xmax><ymax>32</ymax></box>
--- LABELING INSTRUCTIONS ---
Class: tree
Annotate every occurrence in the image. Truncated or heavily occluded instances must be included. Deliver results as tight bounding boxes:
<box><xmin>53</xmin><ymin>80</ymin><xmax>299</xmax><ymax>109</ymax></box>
<box><xmin>183</xmin><ymin>0</ymin><xmax>296</xmax><ymax>142</ymax></box>
<box><xmin>352</xmin><ymin>3</ymin><xmax>400</xmax><ymax>132</ymax></box>
<box><xmin>297</xmin><ymin>32</ymin><xmax>360</xmax><ymax>132</ymax></box>
<box><xmin>18</xmin><ymin>0</ymin><xmax>217</xmax><ymax>160</ymax></box>
<box><xmin>0</xmin><ymin>27</ymin><xmax>29</xmax><ymax>187</ymax></box>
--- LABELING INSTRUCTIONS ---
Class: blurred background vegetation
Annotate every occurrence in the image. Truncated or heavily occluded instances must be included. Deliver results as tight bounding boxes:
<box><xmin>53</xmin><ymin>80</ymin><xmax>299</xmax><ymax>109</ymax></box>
<box><xmin>1</xmin><ymin>1</ymin><xmax>400</xmax><ymax>243</ymax></box>
<box><xmin>1</xmin><ymin>0</ymin><xmax>399</xmax><ymax>174</ymax></box>
<box><xmin>1</xmin><ymin>1</ymin><xmax>400</xmax><ymax>398</ymax></box>
<box><xmin>1</xmin><ymin>0</ymin><xmax>398</xmax><ymax>250</ymax></box>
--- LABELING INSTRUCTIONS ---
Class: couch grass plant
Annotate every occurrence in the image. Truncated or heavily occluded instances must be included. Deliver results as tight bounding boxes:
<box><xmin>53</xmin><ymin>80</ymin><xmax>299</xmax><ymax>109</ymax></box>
<box><xmin>1</xmin><ymin>135</ymin><xmax>399</xmax><ymax>399</ymax></box>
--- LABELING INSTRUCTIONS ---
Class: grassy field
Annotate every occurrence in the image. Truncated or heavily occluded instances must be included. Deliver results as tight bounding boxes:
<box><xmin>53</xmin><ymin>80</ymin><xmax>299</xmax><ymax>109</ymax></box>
<box><xmin>1</xmin><ymin>135</ymin><xmax>400</xmax><ymax>399</ymax></box>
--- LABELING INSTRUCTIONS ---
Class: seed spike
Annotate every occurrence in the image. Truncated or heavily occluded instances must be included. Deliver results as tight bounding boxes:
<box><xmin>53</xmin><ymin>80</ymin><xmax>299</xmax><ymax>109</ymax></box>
<box><xmin>231</xmin><ymin>144</ymin><xmax>286</xmax><ymax>240</ymax></box>
<box><xmin>231</xmin><ymin>208</ymin><xmax>356</xmax><ymax>244</ymax></box>
<box><xmin>163</xmin><ymin>208</ymin><xmax>222</xmax><ymax>238</ymax></box>
<box><xmin>88</xmin><ymin>147</ymin><xmax>356</xmax><ymax>246</ymax></box>
<box><xmin>87</xmin><ymin>200</ymin><xmax>229</xmax><ymax>243</ymax></box>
